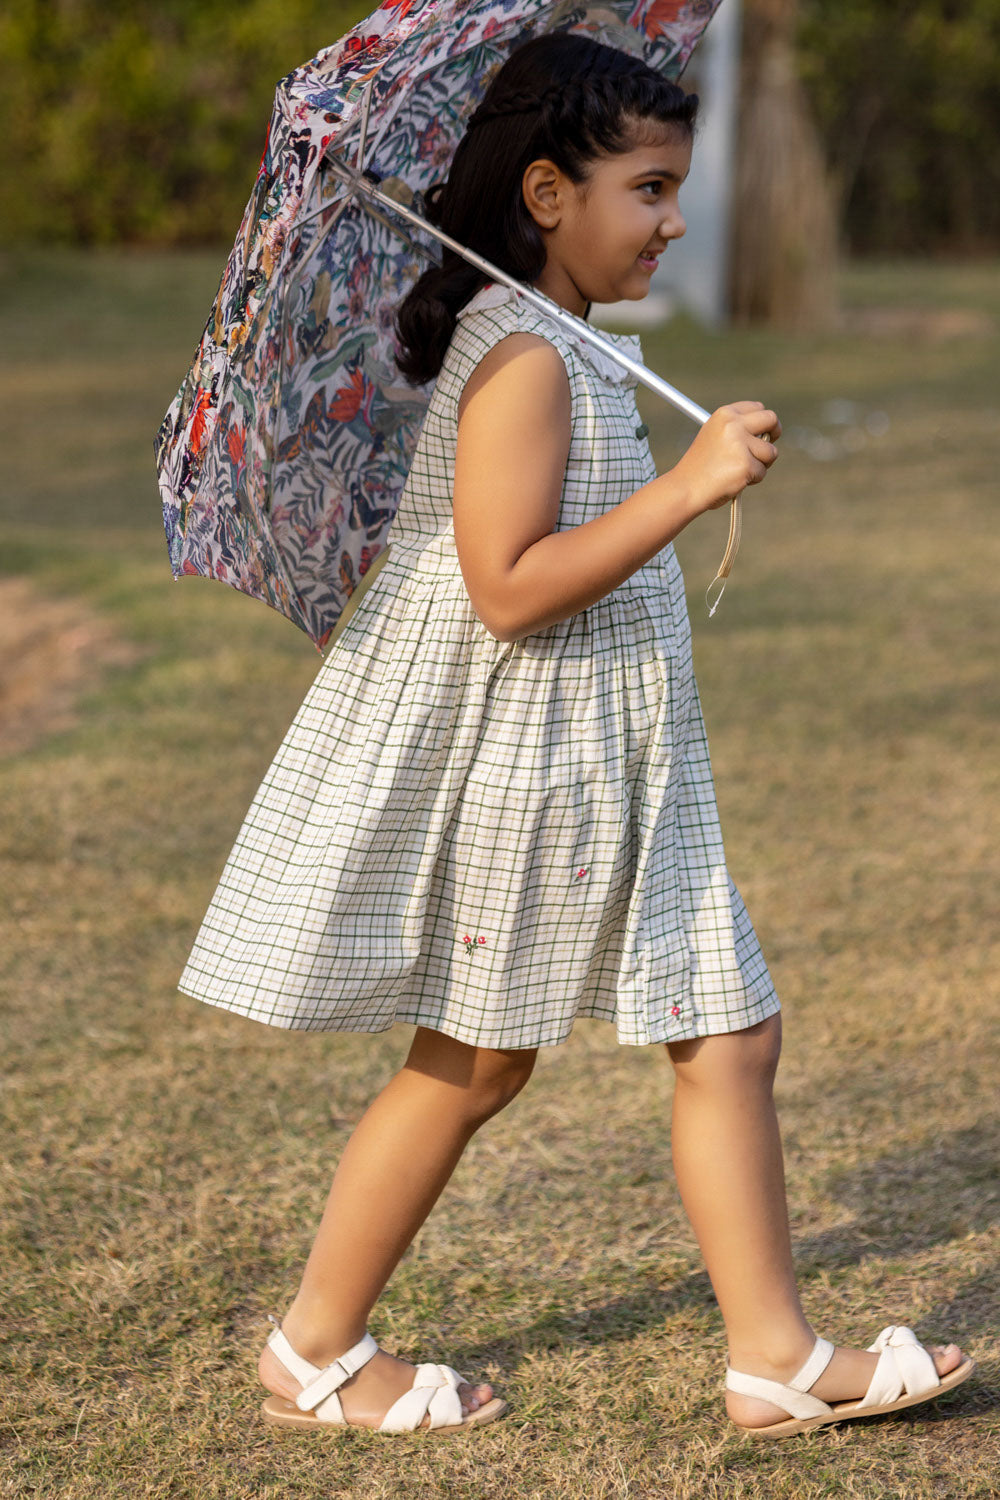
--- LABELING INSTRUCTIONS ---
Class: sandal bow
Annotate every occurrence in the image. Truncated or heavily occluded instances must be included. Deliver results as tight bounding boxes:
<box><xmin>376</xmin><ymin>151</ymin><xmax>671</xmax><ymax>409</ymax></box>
<box><xmin>857</xmin><ymin>1324</ymin><xmax>939</xmax><ymax>1409</ymax></box>
<box><xmin>378</xmin><ymin>1362</ymin><xmax>466</xmax><ymax>1432</ymax></box>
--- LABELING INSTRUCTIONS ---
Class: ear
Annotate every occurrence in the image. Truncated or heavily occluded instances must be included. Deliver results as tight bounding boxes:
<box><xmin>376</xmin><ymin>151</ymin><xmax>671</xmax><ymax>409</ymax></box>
<box><xmin>521</xmin><ymin>158</ymin><xmax>568</xmax><ymax>230</ymax></box>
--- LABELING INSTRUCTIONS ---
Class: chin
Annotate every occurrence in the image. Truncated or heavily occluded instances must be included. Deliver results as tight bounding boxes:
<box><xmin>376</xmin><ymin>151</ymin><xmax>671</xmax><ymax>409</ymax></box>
<box><xmin>592</xmin><ymin>284</ymin><xmax>648</xmax><ymax>305</ymax></box>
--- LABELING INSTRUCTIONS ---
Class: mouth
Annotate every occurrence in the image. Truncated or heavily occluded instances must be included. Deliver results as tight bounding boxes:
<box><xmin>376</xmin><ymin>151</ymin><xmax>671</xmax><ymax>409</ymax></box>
<box><xmin>637</xmin><ymin>252</ymin><xmax>660</xmax><ymax>272</ymax></box>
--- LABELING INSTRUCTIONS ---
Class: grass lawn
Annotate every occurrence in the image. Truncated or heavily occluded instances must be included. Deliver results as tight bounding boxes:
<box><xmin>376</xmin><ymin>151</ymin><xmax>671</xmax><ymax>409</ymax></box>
<box><xmin>1</xmin><ymin>248</ymin><xmax>998</xmax><ymax>1498</ymax></box>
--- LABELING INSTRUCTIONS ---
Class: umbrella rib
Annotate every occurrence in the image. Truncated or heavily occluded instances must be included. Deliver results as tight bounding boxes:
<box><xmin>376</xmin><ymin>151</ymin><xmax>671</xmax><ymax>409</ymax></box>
<box><xmin>340</xmin><ymin>198</ymin><xmax>436</xmax><ymax>262</ymax></box>
<box><xmin>299</xmin><ymin>183</ymin><xmax>435</xmax><ymax>264</ymax></box>
<box><xmin>355</xmin><ymin>78</ymin><xmax>376</xmax><ymax>173</ymax></box>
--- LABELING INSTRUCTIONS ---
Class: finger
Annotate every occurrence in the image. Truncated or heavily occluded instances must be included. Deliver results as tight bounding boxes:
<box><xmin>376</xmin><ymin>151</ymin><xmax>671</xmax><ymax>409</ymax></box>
<box><xmin>726</xmin><ymin>400</ymin><xmax>767</xmax><ymax>415</ymax></box>
<box><xmin>749</xmin><ymin>435</ymin><xmax>779</xmax><ymax>465</ymax></box>
<box><xmin>746</xmin><ymin>456</ymin><xmax>769</xmax><ymax>485</ymax></box>
<box><xmin>745</xmin><ymin>409</ymin><xmax>779</xmax><ymax>438</ymax></box>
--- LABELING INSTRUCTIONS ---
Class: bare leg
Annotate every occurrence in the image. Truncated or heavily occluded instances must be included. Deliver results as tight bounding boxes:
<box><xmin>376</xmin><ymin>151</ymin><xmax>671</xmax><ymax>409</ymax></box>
<box><xmin>666</xmin><ymin>1014</ymin><xmax>964</xmax><ymax>1427</ymax></box>
<box><xmin>258</xmin><ymin>1026</ymin><xmax>536</xmax><ymax>1427</ymax></box>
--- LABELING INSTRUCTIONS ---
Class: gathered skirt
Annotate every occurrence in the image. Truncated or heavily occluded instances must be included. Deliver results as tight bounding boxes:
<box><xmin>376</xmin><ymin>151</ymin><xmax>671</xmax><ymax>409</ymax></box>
<box><xmin>178</xmin><ymin>537</ymin><xmax>779</xmax><ymax>1048</ymax></box>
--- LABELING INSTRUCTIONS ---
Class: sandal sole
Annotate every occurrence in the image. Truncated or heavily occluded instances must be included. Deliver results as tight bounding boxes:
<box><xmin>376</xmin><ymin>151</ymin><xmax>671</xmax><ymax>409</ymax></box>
<box><xmin>261</xmin><ymin>1393</ymin><xmax>508</xmax><ymax>1434</ymax></box>
<box><xmin>736</xmin><ymin>1356</ymin><xmax>976</xmax><ymax>1439</ymax></box>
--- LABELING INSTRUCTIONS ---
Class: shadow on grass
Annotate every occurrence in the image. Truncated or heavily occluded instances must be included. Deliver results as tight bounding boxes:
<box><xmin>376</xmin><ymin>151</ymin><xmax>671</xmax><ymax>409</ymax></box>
<box><xmin>812</xmin><ymin>1122</ymin><xmax>1000</xmax><ymax>1258</ymax></box>
<box><xmin>927</xmin><ymin>1263</ymin><xmax>1000</xmax><ymax>1415</ymax></box>
<box><xmin>449</xmin><ymin>1266</ymin><xmax>717</xmax><ymax>1366</ymax></box>
<box><xmin>444</xmin><ymin>1264</ymin><xmax>992</xmax><ymax>1425</ymax></box>
<box><xmin>433</xmin><ymin>1121</ymin><xmax>998</xmax><ymax>1424</ymax></box>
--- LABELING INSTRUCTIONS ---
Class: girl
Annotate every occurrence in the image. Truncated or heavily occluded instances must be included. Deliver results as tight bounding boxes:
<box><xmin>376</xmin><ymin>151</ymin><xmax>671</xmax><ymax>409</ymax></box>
<box><xmin>179</xmin><ymin>34</ymin><xmax>973</xmax><ymax>1437</ymax></box>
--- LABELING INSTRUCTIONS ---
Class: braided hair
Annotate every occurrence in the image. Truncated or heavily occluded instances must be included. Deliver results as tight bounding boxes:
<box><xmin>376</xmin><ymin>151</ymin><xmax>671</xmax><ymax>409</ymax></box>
<box><xmin>394</xmin><ymin>33</ymin><xmax>698</xmax><ymax>384</ymax></box>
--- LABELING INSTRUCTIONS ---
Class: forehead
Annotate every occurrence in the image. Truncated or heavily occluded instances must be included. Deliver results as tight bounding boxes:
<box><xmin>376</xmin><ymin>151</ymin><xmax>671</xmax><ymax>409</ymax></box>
<box><xmin>593</xmin><ymin>127</ymin><xmax>693</xmax><ymax>181</ymax></box>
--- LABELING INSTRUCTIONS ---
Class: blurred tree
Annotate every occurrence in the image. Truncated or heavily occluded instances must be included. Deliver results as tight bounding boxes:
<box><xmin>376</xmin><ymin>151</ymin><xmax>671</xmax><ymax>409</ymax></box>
<box><xmin>1</xmin><ymin>0</ymin><xmax>996</xmax><ymax>253</ymax></box>
<box><xmin>730</xmin><ymin>0</ymin><xmax>838</xmax><ymax>330</ymax></box>
<box><xmin>0</xmin><ymin>0</ymin><xmax>367</xmax><ymax>245</ymax></box>
<box><xmin>798</xmin><ymin>0</ymin><xmax>1000</xmax><ymax>253</ymax></box>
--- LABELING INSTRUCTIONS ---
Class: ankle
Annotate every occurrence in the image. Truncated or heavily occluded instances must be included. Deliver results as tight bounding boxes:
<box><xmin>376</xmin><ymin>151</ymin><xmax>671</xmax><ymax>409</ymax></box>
<box><xmin>279</xmin><ymin>1298</ymin><xmax>369</xmax><ymax>1367</ymax></box>
<box><xmin>727</xmin><ymin>1327</ymin><xmax>817</xmax><ymax>1377</ymax></box>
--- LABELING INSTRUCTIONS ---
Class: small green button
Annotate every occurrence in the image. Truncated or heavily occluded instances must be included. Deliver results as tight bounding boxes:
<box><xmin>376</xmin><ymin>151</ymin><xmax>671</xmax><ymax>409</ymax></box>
<box><xmin>634</xmin><ymin>422</ymin><xmax>649</xmax><ymax>441</ymax></box>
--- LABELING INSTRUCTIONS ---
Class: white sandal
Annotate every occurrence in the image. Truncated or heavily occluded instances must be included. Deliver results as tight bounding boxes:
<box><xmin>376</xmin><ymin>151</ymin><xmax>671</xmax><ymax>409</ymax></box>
<box><xmin>727</xmin><ymin>1325</ymin><xmax>975</xmax><ymax>1439</ymax></box>
<box><xmin>260</xmin><ymin>1320</ymin><xmax>508</xmax><ymax>1434</ymax></box>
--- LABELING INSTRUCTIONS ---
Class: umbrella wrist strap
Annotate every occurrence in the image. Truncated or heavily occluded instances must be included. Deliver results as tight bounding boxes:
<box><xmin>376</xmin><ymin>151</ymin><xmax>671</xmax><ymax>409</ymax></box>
<box><xmin>705</xmin><ymin>495</ymin><xmax>742</xmax><ymax>618</ymax></box>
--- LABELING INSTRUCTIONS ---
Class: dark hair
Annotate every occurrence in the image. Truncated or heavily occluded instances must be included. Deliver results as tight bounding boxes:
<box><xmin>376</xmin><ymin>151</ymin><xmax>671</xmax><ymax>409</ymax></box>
<box><xmin>394</xmin><ymin>33</ymin><xmax>698</xmax><ymax>384</ymax></box>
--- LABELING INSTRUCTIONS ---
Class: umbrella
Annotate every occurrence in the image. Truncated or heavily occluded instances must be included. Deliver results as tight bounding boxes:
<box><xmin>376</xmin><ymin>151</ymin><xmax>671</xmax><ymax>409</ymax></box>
<box><xmin>154</xmin><ymin>0</ymin><xmax>727</xmax><ymax>649</ymax></box>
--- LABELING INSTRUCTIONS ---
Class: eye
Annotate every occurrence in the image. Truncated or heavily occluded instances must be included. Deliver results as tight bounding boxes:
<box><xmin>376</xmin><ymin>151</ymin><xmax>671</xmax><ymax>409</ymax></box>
<box><xmin>638</xmin><ymin>181</ymin><xmax>662</xmax><ymax>197</ymax></box>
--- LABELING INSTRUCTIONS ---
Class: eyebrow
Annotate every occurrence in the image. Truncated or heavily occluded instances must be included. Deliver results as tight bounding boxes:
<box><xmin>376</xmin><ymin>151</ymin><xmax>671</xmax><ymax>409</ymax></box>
<box><xmin>633</xmin><ymin>167</ymin><xmax>688</xmax><ymax>185</ymax></box>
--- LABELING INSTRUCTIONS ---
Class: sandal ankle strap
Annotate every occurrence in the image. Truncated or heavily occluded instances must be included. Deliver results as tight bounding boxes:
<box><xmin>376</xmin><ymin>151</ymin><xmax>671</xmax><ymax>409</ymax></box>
<box><xmin>266</xmin><ymin>1320</ymin><xmax>380</xmax><ymax>1413</ymax></box>
<box><xmin>725</xmin><ymin>1336</ymin><xmax>836</xmax><ymax>1422</ymax></box>
<box><xmin>788</xmin><ymin>1336</ymin><xmax>835</xmax><ymax>1393</ymax></box>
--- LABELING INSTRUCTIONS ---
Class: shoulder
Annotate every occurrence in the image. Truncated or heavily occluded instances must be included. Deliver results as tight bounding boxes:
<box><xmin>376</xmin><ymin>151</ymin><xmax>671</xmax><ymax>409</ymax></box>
<box><xmin>458</xmin><ymin>332</ymin><xmax>570</xmax><ymax>439</ymax></box>
<box><xmin>460</xmin><ymin>329</ymin><xmax>567</xmax><ymax>408</ymax></box>
<box><xmin>446</xmin><ymin>287</ymin><xmax>570</xmax><ymax>423</ymax></box>
<box><xmin>453</xmin><ymin>284</ymin><xmax>644</xmax><ymax>391</ymax></box>
<box><xmin>451</xmin><ymin>284</ymin><xmax>572</xmax><ymax>366</ymax></box>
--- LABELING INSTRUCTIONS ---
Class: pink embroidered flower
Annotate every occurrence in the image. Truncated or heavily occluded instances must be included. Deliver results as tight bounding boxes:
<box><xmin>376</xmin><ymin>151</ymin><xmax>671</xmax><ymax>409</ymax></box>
<box><xmin>671</xmin><ymin>1005</ymin><xmax>681</xmax><ymax>1017</ymax></box>
<box><xmin>460</xmin><ymin>933</ymin><xmax>487</xmax><ymax>957</ymax></box>
<box><xmin>576</xmin><ymin>867</ymin><xmax>589</xmax><ymax>879</ymax></box>
<box><xmin>478</xmin><ymin>936</ymin><xmax>486</xmax><ymax>945</ymax></box>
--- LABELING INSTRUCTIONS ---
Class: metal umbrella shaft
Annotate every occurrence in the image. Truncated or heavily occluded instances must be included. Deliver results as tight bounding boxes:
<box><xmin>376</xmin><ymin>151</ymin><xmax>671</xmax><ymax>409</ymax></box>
<box><xmin>326</xmin><ymin>154</ymin><xmax>741</xmax><ymax>611</ymax></box>
<box><xmin>327</xmin><ymin>156</ymin><xmax>710</xmax><ymax>424</ymax></box>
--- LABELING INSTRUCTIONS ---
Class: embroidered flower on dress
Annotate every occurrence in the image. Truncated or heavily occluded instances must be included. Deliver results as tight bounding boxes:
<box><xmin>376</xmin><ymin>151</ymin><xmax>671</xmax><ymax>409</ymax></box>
<box><xmin>460</xmin><ymin>933</ymin><xmax>487</xmax><ymax>957</ymax></box>
<box><xmin>670</xmin><ymin>1005</ymin><xmax>681</xmax><ymax>1017</ymax></box>
<box><xmin>575</xmin><ymin>866</ymin><xmax>589</xmax><ymax>880</ymax></box>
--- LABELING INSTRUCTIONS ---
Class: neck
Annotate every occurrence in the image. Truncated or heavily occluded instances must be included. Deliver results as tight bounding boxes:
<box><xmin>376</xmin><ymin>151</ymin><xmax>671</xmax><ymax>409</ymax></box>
<box><xmin>531</xmin><ymin>262</ymin><xmax>589</xmax><ymax>318</ymax></box>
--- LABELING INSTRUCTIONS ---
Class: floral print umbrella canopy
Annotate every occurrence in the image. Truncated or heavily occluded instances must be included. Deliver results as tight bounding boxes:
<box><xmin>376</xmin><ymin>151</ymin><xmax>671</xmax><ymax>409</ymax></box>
<box><xmin>155</xmin><ymin>0</ymin><xmax>723</xmax><ymax>648</ymax></box>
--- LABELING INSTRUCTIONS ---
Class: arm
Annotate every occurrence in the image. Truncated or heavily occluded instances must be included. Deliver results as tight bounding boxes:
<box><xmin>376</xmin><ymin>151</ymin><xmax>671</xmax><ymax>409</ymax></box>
<box><xmin>452</xmin><ymin>332</ymin><xmax>780</xmax><ymax>643</ymax></box>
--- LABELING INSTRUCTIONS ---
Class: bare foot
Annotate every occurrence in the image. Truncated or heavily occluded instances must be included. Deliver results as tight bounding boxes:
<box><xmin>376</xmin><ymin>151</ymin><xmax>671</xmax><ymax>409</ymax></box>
<box><xmin>258</xmin><ymin>1332</ymin><xmax>494</xmax><ymax>1429</ymax></box>
<box><xmin>726</xmin><ymin>1340</ymin><xmax>967</xmax><ymax>1429</ymax></box>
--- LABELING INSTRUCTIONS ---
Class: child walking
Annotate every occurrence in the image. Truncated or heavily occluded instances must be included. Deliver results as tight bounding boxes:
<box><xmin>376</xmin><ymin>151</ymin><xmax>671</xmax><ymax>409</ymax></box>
<box><xmin>179</xmin><ymin>34</ymin><xmax>973</xmax><ymax>1437</ymax></box>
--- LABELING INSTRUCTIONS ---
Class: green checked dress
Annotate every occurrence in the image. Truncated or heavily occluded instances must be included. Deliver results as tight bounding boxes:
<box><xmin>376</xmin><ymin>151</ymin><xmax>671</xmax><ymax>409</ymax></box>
<box><xmin>178</xmin><ymin>284</ymin><xmax>780</xmax><ymax>1049</ymax></box>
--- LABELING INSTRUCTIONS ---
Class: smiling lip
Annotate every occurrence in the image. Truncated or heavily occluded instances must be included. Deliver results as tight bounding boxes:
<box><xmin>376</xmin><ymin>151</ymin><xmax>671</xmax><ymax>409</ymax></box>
<box><xmin>638</xmin><ymin>252</ymin><xmax>660</xmax><ymax>269</ymax></box>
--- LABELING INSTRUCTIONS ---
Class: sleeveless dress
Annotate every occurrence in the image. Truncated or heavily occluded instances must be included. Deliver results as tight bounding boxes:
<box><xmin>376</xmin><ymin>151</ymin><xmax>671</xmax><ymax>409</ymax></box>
<box><xmin>178</xmin><ymin>285</ymin><xmax>780</xmax><ymax>1049</ymax></box>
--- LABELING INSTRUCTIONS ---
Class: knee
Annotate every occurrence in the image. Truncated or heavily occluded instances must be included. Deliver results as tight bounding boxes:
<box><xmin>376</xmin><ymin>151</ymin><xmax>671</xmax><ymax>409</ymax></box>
<box><xmin>462</xmin><ymin>1047</ymin><xmax>537</xmax><ymax>1125</ymax></box>
<box><xmin>668</xmin><ymin>1012</ymin><xmax>782</xmax><ymax>1092</ymax></box>
<box><xmin>741</xmin><ymin>1012</ymin><xmax>782</xmax><ymax>1081</ymax></box>
<box><xmin>405</xmin><ymin>1028</ymin><xmax>537</xmax><ymax>1127</ymax></box>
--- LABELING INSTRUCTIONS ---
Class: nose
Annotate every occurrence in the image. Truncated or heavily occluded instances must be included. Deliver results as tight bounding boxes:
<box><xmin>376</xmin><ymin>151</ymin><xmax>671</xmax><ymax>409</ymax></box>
<box><xmin>661</xmin><ymin>206</ymin><xmax>686</xmax><ymax>242</ymax></box>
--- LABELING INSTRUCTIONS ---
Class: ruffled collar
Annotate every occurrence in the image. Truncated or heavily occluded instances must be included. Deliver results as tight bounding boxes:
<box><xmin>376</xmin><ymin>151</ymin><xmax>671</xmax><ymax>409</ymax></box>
<box><xmin>458</xmin><ymin>283</ymin><xmax>642</xmax><ymax>386</ymax></box>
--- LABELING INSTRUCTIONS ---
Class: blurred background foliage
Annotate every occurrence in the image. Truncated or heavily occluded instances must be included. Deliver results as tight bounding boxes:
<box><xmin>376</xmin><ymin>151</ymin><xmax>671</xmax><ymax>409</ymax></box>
<box><xmin>0</xmin><ymin>0</ymin><xmax>998</xmax><ymax>253</ymax></box>
<box><xmin>0</xmin><ymin>0</ymin><xmax>366</xmax><ymax>245</ymax></box>
<box><xmin>799</xmin><ymin>0</ymin><xmax>1000</xmax><ymax>253</ymax></box>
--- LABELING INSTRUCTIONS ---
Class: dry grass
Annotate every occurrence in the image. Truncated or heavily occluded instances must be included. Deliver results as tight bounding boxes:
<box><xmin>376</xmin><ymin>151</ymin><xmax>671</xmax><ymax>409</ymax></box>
<box><xmin>1</xmin><ymin>251</ymin><xmax>998</xmax><ymax>1497</ymax></box>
